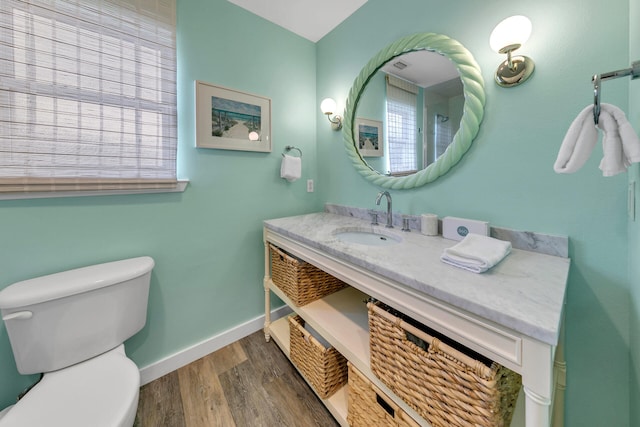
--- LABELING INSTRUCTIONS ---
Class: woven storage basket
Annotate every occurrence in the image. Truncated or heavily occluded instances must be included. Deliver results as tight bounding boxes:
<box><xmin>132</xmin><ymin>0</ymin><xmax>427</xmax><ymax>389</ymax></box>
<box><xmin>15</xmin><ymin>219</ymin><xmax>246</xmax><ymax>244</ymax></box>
<box><xmin>368</xmin><ymin>302</ymin><xmax>522</xmax><ymax>427</ymax></box>
<box><xmin>289</xmin><ymin>315</ymin><xmax>348</xmax><ymax>399</ymax></box>
<box><xmin>270</xmin><ymin>244</ymin><xmax>346</xmax><ymax>306</ymax></box>
<box><xmin>347</xmin><ymin>362</ymin><xmax>420</xmax><ymax>427</ymax></box>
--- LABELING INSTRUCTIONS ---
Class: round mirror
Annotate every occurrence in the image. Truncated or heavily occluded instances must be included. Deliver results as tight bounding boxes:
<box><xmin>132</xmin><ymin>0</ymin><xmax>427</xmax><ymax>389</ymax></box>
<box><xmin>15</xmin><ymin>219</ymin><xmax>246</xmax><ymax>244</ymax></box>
<box><xmin>343</xmin><ymin>33</ymin><xmax>485</xmax><ymax>189</ymax></box>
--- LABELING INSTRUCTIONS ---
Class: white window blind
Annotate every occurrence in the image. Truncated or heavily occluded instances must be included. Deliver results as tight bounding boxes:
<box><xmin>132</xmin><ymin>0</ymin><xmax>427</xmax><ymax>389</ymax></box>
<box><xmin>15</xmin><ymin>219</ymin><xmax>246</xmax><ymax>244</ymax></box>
<box><xmin>0</xmin><ymin>0</ymin><xmax>177</xmax><ymax>193</ymax></box>
<box><xmin>386</xmin><ymin>75</ymin><xmax>417</xmax><ymax>175</ymax></box>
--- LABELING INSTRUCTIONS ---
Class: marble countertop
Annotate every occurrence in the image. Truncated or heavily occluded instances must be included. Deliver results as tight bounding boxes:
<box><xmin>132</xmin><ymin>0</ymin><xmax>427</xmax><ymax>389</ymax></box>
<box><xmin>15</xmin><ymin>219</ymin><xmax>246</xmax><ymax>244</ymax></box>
<box><xmin>264</xmin><ymin>212</ymin><xmax>570</xmax><ymax>345</ymax></box>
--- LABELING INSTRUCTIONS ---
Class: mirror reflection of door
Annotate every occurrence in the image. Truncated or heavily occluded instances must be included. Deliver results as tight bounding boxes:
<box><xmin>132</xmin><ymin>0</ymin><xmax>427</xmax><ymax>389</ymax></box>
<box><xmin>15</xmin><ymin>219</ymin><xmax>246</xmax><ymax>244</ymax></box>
<box><xmin>423</xmin><ymin>77</ymin><xmax>464</xmax><ymax>166</ymax></box>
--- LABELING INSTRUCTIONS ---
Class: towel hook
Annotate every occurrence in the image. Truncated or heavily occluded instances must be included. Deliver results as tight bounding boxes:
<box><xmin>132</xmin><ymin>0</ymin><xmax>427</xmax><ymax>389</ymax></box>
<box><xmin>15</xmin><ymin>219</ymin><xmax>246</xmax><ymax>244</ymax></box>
<box><xmin>282</xmin><ymin>145</ymin><xmax>302</xmax><ymax>158</ymax></box>
<box><xmin>592</xmin><ymin>60</ymin><xmax>640</xmax><ymax>125</ymax></box>
<box><xmin>593</xmin><ymin>73</ymin><xmax>601</xmax><ymax>125</ymax></box>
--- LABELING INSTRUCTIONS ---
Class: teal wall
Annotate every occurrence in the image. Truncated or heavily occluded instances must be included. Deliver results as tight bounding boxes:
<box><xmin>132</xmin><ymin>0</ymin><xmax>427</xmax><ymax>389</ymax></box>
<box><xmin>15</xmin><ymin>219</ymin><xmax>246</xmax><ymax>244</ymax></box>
<box><xmin>629</xmin><ymin>0</ymin><xmax>640</xmax><ymax>424</ymax></box>
<box><xmin>0</xmin><ymin>0</ymin><xmax>320</xmax><ymax>409</ymax></box>
<box><xmin>316</xmin><ymin>0</ymin><xmax>631</xmax><ymax>426</ymax></box>
<box><xmin>0</xmin><ymin>0</ymin><xmax>637</xmax><ymax>425</ymax></box>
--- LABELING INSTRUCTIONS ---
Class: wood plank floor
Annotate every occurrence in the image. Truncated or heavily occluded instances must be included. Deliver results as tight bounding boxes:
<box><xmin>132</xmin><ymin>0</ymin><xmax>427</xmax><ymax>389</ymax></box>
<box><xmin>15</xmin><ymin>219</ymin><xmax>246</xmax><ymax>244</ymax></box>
<box><xmin>134</xmin><ymin>331</ymin><xmax>340</xmax><ymax>427</ymax></box>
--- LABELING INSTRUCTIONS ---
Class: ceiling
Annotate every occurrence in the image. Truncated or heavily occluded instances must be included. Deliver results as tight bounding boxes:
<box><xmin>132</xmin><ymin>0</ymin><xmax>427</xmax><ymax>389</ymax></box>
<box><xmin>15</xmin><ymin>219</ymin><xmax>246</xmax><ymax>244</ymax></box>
<box><xmin>227</xmin><ymin>0</ymin><xmax>369</xmax><ymax>42</ymax></box>
<box><xmin>225</xmin><ymin>1</ymin><xmax>459</xmax><ymax>88</ymax></box>
<box><xmin>380</xmin><ymin>50</ymin><xmax>460</xmax><ymax>89</ymax></box>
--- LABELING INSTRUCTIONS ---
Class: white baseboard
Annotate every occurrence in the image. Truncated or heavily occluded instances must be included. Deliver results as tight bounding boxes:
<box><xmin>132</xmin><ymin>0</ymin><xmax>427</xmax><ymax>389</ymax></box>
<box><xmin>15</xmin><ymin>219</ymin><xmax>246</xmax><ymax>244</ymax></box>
<box><xmin>138</xmin><ymin>305</ymin><xmax>292</xmax><ymax>385</ymax></box>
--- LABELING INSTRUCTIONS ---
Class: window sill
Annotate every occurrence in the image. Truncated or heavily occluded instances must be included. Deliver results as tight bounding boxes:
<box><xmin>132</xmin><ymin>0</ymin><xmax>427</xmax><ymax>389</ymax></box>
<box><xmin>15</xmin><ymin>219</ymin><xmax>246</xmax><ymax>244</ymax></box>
<box><xmin>0</xmin><ymin>180</ymin><xmax>189</xmax><ymax>200</ymax></box>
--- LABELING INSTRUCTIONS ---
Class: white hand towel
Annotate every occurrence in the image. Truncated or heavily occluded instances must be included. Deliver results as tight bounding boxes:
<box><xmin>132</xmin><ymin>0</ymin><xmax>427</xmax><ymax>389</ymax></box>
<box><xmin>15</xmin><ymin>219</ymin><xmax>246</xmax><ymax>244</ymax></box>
<box><xmin>553</xmin><ymin>105</ymin><xmax>598</xmax><ymax>174</ymax></box>
<box><xmin>597</xmin><ymin>105</ymin><xmax>628</xmax><ymax>176</ymax></box>
<box><xmin>554</xmin><ymin>103</ymin><xmax>640</xmax><ymax>176</ymax></box>
<box><xmin>440</xmin><ymin>233</ymin><xmax>512</xmax><ymax>274</ymax></box>
<box><xmin>280</xmin><ymin>154</ymin><xmax>301</xmax><ymax>182</ymax></box>
<box><xmin>601</xmin><ymin>103</ymin><xmax>640</xmax><ymax>164</ymax></box>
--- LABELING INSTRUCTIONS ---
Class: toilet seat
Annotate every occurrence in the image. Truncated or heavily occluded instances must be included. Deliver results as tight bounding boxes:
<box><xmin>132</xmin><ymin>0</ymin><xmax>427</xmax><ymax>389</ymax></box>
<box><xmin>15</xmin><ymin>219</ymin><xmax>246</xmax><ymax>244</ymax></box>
<box><xmin>0</xmin><ymin>345</ymin><xmax>140</xmax><ymax>427</ymax></box>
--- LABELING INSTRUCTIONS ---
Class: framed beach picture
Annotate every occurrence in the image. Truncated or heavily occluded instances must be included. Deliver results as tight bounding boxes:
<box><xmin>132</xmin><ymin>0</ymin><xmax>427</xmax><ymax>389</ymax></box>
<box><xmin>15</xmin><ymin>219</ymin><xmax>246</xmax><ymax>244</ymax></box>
<box><xmin>195</xmin><ymin>81</ymin><xmax>271</xmax><ymax>152</ymax></box>
<box><xmin>355</xmin><ymin>118</ymin><xmax>383</xmax><ymax>157</ymax></box>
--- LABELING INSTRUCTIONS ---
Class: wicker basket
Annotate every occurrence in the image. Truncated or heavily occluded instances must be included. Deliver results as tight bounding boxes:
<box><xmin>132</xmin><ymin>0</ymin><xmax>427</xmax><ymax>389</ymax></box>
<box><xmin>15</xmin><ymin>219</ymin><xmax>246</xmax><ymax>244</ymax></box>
<box><xmin>288</xmin><ymin>315</ymin><xmax>348</xmax><ymax>399</ymax></box>
<box><xmin>368</xmin><ymin>302</ymin><xmax>522</xmax><ymax>427</ymax></box>
<box><xmin>270</xmin><ymin>244</ymin><xmax>346</xmax><ymax>306</ymax></box>
<box><xmin>347</xmin><ymin>362</ymin><xmax>420</xmax><ymax>427</ymax></box>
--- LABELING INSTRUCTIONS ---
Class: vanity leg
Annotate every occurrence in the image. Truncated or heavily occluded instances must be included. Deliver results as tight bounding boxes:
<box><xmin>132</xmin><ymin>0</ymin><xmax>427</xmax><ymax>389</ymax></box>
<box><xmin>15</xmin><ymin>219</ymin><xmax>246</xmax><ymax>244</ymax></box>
<box><xmin>264</xmin><ymin>280</ymin><xmax>271</xmax><ymax>342</ymax></box>
<box><xmin>522</xmin><ymin>337</ymin><xmax>555</xmax><ymax>427</ymax></box>
<box><xmin>263</xmin><ymin>237</ymin><xmax>271</xmax><ymax>342</ymax></box>
<box><xmin>552</xmin><ymin>317</ymin><xmax>567</xmax><ymax>427</ymax></box>
<box><xmin>524</xmin><ymin>386</ymin><xmax>552</xmax><ymax>426</ymax></box>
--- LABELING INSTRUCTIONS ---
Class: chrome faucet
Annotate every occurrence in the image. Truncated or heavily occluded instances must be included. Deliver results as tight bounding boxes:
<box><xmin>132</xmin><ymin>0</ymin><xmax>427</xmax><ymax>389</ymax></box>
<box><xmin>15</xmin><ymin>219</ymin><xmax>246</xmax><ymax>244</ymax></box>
<box><xmin>375</xmin><ymin>191</ymin><xmax>393</xmax><ymax>228</ymax></box>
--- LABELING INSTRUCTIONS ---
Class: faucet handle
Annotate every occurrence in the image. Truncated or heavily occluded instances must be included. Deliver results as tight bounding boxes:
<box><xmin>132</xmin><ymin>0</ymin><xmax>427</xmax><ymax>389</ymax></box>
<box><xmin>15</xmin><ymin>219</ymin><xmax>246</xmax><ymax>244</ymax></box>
<box><xmin>370</xmin><ymin>210</ymin><xmax>379</xmax><ymax>225</ymax></box>
<box><xmin>402</xmin><ymin>216</ymin><xmax>411</xmax><ymax>232</ymax></box>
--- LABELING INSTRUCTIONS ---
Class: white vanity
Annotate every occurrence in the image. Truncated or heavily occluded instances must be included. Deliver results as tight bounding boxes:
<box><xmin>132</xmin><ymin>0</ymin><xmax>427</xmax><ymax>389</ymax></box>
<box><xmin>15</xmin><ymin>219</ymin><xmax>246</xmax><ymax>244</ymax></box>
<box><xmin>263</xmin><ymin>211</ymin><xmax>570</xmax><ymax>427</ymax></box>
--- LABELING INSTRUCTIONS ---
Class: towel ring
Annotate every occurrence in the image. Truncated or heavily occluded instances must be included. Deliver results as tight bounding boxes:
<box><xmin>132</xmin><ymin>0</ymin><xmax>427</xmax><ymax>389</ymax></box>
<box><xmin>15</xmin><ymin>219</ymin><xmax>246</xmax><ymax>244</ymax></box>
<box><xmin>282</xmin><ymin>145</ymin><xmax>302</xmax><ymax>158</ymax></box>
<box><xmin>592</xmin><ymin>60</ymin><xmax>640</xmax><ymax>126</ymax></box>
<box><xmin>593</xmin><ymin>73</ymin><xmax>601</xmax><ymax>125</ymax></box>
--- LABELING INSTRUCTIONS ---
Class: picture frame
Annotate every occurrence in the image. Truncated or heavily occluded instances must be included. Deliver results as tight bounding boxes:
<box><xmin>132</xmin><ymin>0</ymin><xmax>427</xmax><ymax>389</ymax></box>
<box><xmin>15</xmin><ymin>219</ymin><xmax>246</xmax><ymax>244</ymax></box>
<box><xmin>195</xmin><ymin>81</ymin><xmax>271</xmax><ymax>152</ymax></box>
<box><xmin>355</xmin><ymin>117</ymin><xmax>383</xmax><ymax>157</ymax></box>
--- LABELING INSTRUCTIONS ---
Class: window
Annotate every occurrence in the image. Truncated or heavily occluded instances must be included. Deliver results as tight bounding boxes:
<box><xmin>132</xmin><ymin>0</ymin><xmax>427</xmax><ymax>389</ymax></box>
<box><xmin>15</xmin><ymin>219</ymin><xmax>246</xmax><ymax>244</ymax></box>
<box><xmin>0</xmin><ymin>0</ymin><xmax>177</xmax><ymax>193</ymax></box>
<box><xmin>386</xmin><ymin>75</ymin><xmax>418</xmax><ymax>176</ymax></box>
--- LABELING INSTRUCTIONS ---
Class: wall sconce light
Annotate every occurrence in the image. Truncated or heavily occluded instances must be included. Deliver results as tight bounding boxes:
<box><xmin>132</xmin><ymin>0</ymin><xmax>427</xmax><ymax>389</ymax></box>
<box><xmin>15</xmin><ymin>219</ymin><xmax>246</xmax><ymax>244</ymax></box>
<box><xmin>490</xmin><ymin>15</ymin><xmax>535</xmax><ymax>87</ymax></box>
<box><xmin>320</xmin><ymin>98</ymin><xmax>342</xmax><ymax>130</ymax></box>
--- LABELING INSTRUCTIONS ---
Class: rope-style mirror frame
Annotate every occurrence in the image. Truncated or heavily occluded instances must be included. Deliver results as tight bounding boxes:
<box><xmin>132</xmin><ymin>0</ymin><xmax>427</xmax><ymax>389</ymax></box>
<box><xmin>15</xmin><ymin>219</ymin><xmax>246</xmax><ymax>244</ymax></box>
<box><xmin>343</xmin><ymin>33</ymin><xmax>485</xmax><ymax>189</ymax></box>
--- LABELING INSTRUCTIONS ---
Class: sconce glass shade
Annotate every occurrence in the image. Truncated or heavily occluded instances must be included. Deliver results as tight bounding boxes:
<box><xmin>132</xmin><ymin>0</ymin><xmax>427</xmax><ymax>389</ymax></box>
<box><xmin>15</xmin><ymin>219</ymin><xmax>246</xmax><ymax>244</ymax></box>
<box><xmin>490</xmin><ymin>15</ymin><xmax>532</xmax><ymax>53</ymax></box>
<box><xmin>320</xmin><ymin>98</ymin><xmax>342</xmax><ymax>130</ymax></box>
<box><xmin>248</xmin><ymin>131</ymin><xmax>259</xmax><ymax>141</ymax></box>
<box><xmin>490</xmin><ymin>15</ymin><xmax>534</xmax><ymax>87</ymax></box>
<box><xmin>320</xmin><ymin>98</ymin><xmax>337</xmax><ymax>115</ymax></box>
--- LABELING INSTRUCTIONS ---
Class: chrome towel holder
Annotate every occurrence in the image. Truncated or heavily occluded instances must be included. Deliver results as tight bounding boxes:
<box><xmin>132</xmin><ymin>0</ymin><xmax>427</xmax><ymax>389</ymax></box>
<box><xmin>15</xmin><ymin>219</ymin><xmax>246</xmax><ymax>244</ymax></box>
<box><xmin>592</xmin><ymin>60</ymin><xmax>639</xmax><ymax>125</ymax></box>
<box><xmin>282</xmin><ymin>145</ymin><xmax>302</xmax><ymax>158</ymax></box>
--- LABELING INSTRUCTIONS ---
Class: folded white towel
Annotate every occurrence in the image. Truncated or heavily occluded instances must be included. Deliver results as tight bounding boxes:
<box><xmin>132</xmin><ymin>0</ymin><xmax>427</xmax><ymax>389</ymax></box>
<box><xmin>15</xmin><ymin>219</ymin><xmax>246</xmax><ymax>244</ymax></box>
<box><xmin>597</xmin><ymin>104</ymin><xmax>628</xmax><ymax>176</ymax></box>
<box><xmin>553</xmin><ymin>105</ymin><xmax>598</xmax><ymax>174</ymax></box>
<box><xmin>601</xmin><ymin>103</ymin><xmax>640</xmax><ymax>164</ymax></box>
<box><xmin>554</xmin><ymin>103</ymin><xmax>640</xmax><ymax>176</ymax></box>
<box><xmin>280</xmin><ymin>154</ymin><xmax>301</xmax><ymax>182</ymax></box>
<box><xmin>440</xmin><ymin>233</ymin><xmax>512</xmax><ymax>274</ymax></box>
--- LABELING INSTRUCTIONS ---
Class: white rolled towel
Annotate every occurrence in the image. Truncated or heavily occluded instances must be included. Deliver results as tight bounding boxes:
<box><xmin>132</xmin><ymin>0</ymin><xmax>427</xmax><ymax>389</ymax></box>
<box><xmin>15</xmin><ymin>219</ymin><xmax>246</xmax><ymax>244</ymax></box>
<box><xmin>597</xmin><ymin>104</ymin><xmax>628</xmax><ymax>176</ymax></box>
<box><xmin>280</xmin><ymin>154</ymin><xmax>301</xmax><ymax>182</ymax></box>
<box><xmin>555</xmin><ymin>103</ymin><xmax>640</xmax><ymax>176</ymax></box>
<box><xmin>601</xmin><ymin>103</ymin><xmax>640</xmax><ymax>165</ymax></box>
<box><xmin>440</xmin><ymin>233</ymin><xmax>512</xmax><ymax>273</ymax></box>
<box><xmin>553</xmin><ymin>105</ymin><xmax>598</xmax><ymax>174</ymax></box>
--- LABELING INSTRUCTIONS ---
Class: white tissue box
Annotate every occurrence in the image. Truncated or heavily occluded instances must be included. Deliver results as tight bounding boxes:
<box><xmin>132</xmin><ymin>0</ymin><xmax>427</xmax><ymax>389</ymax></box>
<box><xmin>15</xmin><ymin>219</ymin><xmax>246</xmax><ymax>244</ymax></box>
<box><xmin>442</xmin><ymin>216</ymin><xmax>489</xmax><ymax>241</ymax></box>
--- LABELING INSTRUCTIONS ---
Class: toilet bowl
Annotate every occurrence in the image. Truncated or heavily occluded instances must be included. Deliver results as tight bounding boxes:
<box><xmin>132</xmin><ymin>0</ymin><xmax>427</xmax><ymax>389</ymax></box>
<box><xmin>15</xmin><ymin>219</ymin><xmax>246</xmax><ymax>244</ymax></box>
<box><xmin>0</xmin><ymin>257</ymin><xmax>154</xmax><ymax>427</ymax></box>
<box><xmin>0</xmin><ymin>345</ymin><xmax>139</xmax><ymax>427</ymax></box>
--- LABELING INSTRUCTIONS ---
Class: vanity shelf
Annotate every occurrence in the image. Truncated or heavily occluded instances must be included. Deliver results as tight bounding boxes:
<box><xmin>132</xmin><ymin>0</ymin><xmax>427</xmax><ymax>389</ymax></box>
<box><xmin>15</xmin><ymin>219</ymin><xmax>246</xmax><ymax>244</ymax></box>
<box><xmin>263</xmin><ymin>213</ymin><xmax>569</xmax><ymax>427</ymax></box>
<box><xmin>266</xmin><ymin>280</ymin><xmax>435</xmax><ymax>426</ymax></box>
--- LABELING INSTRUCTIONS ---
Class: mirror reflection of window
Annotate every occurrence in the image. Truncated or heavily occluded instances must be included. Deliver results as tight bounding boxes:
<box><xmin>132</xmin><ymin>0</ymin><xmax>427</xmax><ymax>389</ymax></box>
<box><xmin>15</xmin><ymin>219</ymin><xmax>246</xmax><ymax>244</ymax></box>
<box><xmin>385</xmin><ymin>75</ymin><xmax>419</xmax><ymax>176</ymax></box>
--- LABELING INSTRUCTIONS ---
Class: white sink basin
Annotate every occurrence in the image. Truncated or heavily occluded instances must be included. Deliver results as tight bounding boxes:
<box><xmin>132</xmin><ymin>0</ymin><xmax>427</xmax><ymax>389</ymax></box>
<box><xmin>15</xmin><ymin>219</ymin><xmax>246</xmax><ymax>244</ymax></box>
<box><xmin>334</xmin><ymin>228</ymin><xmax>402</xmax><ymax>246</ymax></box>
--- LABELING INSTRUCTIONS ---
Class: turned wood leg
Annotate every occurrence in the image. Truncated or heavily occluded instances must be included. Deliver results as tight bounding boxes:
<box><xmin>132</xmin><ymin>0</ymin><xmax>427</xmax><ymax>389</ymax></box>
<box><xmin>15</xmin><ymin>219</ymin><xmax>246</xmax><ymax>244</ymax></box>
<box><xmin>524</xmin><ymin>386</ymin><xmax>552</xmax><ymax>427</ymax></box>
<box><xmin>263</xmin><ymin>237</ymin><xmax>271</xmax><ymax>342</ymax></box>
<box><xmin>552</xmin><ymin>319</ymin><xmax>567</xmax><ymax>427</ymax></box>
<box><xmin>264</xmin><ymin>279</ymin><xmax>271</xmax><ymax>342</ymax></box>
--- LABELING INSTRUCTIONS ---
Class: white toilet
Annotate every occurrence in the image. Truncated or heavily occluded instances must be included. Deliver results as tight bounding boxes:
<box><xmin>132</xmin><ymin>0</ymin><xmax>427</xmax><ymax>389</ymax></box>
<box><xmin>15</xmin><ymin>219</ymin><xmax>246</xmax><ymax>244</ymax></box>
<box><xmin>0</xmin><ymin>256</ymin><xmax>155</xmax><ymax>427</ymax></box>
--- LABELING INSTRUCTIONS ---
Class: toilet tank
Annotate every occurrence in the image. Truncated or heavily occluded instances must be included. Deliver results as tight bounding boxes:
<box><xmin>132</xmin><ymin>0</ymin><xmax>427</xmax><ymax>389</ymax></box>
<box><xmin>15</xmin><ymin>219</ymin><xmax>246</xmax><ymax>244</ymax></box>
<box><xmin>0</xmin><ymin>256</ymin><xmax>154</xmax><ymax>375</ymax></box>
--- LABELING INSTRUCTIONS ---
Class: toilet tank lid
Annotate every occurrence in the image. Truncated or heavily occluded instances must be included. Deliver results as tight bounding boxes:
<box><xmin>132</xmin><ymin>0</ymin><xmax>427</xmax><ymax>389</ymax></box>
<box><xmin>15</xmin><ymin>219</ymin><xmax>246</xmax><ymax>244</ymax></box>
<box><xmin>0</xmin><ymin>256</ymin><xmax>155</xmax><ymax>310</ymax></box>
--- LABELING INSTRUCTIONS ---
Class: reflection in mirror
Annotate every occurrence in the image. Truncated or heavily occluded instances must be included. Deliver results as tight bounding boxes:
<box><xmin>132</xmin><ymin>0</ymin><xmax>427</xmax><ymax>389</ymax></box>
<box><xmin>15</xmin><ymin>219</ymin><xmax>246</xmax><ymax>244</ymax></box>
<box><xmin>356</xmin><ymin>50</ymin><xmax>463</xmax><ymax>176</ymax></box>
<box><xmin>343</xmin><ymin>33</ymin><xmax>485</xmax><ymax>190</ymax></box>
